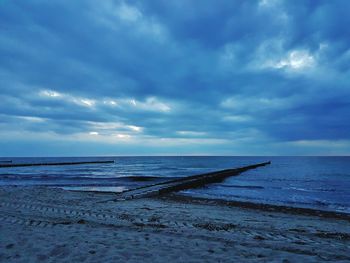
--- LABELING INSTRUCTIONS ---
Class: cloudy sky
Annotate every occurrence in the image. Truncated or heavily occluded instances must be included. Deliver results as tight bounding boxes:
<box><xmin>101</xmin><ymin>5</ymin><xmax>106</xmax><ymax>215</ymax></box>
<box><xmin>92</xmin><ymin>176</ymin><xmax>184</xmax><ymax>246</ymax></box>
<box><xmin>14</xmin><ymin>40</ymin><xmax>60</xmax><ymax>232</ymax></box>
<box><xmin>1</xmin><ymin>0</ymin><xmax>350</xmax><ymax>156</ymax></box>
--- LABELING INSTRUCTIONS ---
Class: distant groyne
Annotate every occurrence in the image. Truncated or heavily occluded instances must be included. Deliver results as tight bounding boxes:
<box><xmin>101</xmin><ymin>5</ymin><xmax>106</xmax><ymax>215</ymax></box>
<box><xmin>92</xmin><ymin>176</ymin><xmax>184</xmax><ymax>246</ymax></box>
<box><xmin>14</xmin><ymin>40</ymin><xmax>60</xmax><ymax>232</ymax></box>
<box><xmin>0</xmin><ymin>160</ymin><xmax>114</xmax><ymax>168</ymax></box>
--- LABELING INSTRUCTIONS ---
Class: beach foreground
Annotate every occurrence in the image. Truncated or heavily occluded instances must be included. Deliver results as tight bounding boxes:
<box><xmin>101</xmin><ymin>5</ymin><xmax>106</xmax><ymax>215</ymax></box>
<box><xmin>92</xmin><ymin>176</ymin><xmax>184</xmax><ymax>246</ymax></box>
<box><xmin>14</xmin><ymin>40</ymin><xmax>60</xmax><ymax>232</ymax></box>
<box><xmin>0</xmin><ymin>187</ymin><xmax>349</xmax><ymax>262</ymax></box>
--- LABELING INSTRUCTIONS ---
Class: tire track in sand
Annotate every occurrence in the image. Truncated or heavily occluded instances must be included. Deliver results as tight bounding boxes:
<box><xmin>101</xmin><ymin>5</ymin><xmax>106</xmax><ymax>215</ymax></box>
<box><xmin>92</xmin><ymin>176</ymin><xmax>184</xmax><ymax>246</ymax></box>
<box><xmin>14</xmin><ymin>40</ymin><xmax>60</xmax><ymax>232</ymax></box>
<box><xmin>1</xmin><ymin>199</ymin><xmax>349</xmax><ymax>250</ymax></box>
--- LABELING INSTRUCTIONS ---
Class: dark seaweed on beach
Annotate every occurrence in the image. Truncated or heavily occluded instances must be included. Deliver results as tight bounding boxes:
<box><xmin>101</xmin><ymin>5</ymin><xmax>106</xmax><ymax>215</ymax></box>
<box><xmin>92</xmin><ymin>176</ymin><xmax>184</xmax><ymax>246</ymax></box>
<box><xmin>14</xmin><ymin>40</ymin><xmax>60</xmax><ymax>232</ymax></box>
<box><xmin>193</xmin><ymin>222</ymin><xmax>237</xmax><ymax>231</ymax></box>
<box><xmin>315</xmin><ymin>232</ymin><xmax>350</xmax><ymax>240</ymax></box>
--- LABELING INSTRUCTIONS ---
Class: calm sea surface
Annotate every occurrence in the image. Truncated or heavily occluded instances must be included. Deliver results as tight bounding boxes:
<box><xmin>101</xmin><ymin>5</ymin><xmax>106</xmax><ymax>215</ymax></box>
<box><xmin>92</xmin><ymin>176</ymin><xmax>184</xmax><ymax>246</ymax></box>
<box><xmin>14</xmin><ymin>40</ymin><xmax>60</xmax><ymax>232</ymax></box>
<box><xmin>0</xmin><ymin>156</ymin><xmax>349</xmax><ymax>213</ymax></box>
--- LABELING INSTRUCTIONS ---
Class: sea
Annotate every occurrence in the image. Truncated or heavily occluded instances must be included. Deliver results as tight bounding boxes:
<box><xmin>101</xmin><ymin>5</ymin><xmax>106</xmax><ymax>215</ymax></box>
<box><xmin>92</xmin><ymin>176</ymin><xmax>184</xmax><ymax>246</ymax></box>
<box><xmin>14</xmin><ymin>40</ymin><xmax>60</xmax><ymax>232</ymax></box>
<box><xmin>0</xmin><ymin>156</ymin><xmax>349</xmax><ymax>214</ymax></box>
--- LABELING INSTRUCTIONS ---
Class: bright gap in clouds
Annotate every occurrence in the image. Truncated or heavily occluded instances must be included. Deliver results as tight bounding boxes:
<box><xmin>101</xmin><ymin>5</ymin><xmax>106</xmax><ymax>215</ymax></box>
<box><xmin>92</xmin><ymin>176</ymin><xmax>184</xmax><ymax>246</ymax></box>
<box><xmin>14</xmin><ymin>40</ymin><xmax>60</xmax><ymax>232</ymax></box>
<box><xmin>274</xmin><ymin>50</ymin><xmax>315</xmax><ymax>70</ymax></box>
<box><xmin>39</xmin><ymin>89</ymin><xmax>171</xmax><ymax>113</ymax></box>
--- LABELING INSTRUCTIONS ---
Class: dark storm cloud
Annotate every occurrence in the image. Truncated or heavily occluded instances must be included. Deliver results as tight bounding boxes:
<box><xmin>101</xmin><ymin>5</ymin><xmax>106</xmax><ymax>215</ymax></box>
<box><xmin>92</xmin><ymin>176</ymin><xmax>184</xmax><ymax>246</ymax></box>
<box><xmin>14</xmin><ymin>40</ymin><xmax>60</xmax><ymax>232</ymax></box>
<box><xmin>0</xmin><ymin>0</ymin><xmax>349</xmax><ymax>155</ymax></box>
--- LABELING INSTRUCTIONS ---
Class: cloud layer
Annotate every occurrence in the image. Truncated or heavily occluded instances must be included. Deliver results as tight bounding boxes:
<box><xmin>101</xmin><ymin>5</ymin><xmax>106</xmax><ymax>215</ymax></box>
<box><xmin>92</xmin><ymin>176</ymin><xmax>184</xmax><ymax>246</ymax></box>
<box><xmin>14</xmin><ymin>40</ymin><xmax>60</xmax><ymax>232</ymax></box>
<box><xmin>1</xmin><ymin>0</ymin><xmax>350</xmax><ymax>156</ymax></box>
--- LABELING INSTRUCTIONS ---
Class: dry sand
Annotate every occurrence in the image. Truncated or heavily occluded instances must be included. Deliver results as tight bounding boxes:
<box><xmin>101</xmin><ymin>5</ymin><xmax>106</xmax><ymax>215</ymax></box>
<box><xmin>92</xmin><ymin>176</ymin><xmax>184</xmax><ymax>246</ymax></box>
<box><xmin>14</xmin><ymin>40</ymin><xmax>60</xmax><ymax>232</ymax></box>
<box><xmin>0</xmin><ymin>186</ymin><xmax>349</xmax><ymax>262</ymax></box>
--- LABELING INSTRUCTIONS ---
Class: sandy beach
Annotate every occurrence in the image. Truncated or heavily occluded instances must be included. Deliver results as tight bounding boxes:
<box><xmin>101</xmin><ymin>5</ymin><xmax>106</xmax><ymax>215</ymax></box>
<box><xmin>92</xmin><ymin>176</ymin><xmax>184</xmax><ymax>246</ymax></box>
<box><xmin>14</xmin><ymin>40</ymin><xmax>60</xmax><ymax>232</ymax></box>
<box><xmin>0</xmin><ymin>187</ymin><xmax>349</xmax><ymax>262</ymax></box>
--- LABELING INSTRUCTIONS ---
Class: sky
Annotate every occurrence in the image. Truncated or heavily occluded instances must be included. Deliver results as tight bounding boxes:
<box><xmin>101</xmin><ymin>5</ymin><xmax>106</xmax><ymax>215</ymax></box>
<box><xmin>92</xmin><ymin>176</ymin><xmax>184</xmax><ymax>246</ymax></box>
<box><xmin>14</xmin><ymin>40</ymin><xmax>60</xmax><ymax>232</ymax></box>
<box><xmin>0</xmin><ymin>0</ymin><xmax>350</xmax><ymax>156</ymax></box>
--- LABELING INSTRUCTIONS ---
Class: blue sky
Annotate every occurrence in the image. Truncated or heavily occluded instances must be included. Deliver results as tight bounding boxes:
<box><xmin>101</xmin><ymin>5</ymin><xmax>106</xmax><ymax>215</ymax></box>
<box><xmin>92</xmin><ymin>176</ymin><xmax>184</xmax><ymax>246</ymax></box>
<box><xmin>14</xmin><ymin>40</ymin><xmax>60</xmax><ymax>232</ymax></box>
<box><xmin>1</xmin><ymin>0</ymin><xmax>350</xmax><ymax>156</ymax></box>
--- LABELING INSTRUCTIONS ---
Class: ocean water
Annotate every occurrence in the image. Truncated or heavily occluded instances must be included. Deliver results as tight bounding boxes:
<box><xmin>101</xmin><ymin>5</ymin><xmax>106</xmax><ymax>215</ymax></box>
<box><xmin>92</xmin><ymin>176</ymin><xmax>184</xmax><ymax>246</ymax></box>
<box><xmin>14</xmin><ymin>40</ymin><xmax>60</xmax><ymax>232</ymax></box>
<box><xmin>0</xmin><ymin>156</ymin><xmax>349</xmax><ymax>213</ymax></box>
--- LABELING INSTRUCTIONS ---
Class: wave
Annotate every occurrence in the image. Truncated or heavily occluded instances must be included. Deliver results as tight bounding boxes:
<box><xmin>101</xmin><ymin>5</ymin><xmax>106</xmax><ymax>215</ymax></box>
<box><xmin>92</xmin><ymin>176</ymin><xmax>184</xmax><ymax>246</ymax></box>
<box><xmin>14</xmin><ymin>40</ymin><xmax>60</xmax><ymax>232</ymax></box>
<box><xmin>0</xmin><ymin>174</ymin><xmax>181</xmax><ymax>182</ymax></box>
<box><xmin>216</xmin><ymin>184</ymin><xmax>264</xmax><ymax>190</ymax></box>
<box><xmin>124</xmin><ymin>176</ymin><xmax>181</xmax><ymax>181</ymax></box>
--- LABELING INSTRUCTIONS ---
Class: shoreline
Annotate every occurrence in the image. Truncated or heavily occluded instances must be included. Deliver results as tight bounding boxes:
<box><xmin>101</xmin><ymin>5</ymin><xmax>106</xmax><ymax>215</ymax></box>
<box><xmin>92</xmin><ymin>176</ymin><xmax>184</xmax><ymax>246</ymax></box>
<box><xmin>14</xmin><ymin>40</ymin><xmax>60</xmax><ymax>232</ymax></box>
<box><xmin>60</xmin><ymin>187</ymin><xmax>350</xmax><ymax>221</ymax></box>
<box><xmin>1</xmin><ymin>186</ymin><xmax>349</xmax><ymax>262</ymax></box>
<box><xmin>163</xmin><ymin>194</ymin><xmax>350</xmax><ymax>222</ymax></box>
<box><xmin>6</xmin><ymin>184</ymin><xmax>350</xmax><ymax>220</ymax></box>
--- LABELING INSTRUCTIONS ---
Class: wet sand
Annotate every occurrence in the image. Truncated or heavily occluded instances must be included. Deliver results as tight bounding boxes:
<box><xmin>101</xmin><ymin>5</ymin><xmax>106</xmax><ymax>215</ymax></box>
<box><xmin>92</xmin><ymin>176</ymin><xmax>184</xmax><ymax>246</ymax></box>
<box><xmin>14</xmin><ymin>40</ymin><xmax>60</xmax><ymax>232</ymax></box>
<box><xmin>0</xmin><ymin>186</ymin><xmax>349</xmax><ymax>262</ymax></box>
